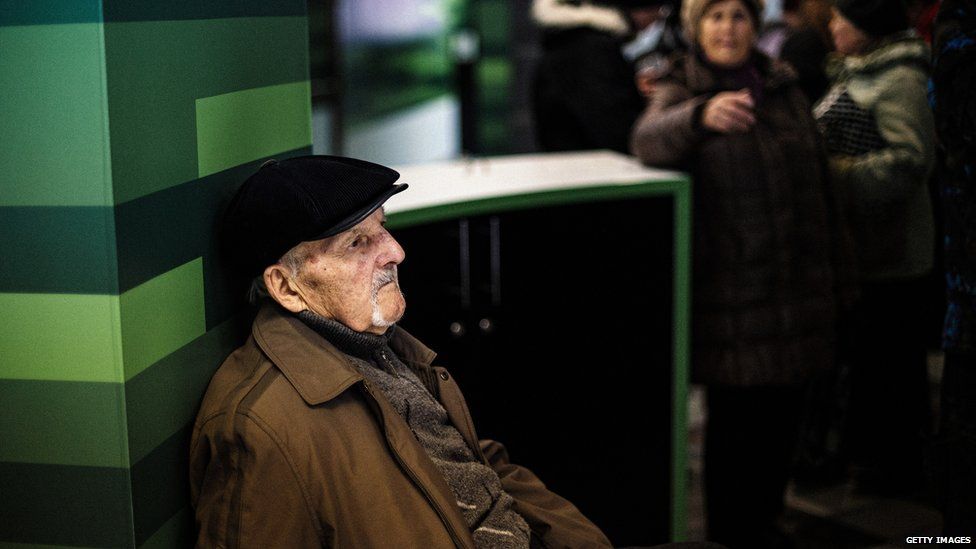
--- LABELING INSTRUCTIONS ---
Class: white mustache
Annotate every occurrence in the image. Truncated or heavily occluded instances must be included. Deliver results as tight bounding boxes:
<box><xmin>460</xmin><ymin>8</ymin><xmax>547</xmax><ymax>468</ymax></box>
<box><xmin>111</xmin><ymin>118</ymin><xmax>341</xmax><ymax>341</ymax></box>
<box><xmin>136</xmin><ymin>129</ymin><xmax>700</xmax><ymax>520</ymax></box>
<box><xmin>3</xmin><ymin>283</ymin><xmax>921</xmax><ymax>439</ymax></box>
<box><xmin>372</xmin><ymin>267</ymin><xmax>398</xmax><ymax>293</ymax></box>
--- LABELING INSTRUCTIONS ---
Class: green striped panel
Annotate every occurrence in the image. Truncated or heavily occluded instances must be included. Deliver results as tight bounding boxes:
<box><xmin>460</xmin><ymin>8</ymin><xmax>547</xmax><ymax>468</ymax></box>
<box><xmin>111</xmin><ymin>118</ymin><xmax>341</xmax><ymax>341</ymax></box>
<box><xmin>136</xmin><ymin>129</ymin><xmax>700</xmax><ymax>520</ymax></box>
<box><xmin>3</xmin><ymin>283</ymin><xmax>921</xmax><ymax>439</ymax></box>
<box><xmin>0</xmin><ymin>147</ymin><xmax>309</xmax><ymax>296</ymax></box>
<box><xmin>0</xmin><ymin>24</ymin><xmax>110</xmax><ymax>207</ymax></box>
<box><xmin>0</xmin><ymin>293</ymin><xmax>123</xmax><ymax>383</ymax></box>
<box><xmin>138</xmin><ymin>507</ymin><xmax>193</xmax><ymax>549</ymax></box>
<box><xmin>112</xmin><ymin>148</ymin><xmax>308</xmax><ymax>296</ymax></box>
<box><xmin>104</xmin><ymin>17</ymin><xmax>309</xmax><ymax>204</ymax></box>
<box><xmin>120</xmin><ymin>258</ymin><xmax>206</xmax><ymax>381</ymax></box>
<box><xmin>0</xmin><ymin>1</ymin><xmax>100</xmax><ymax>28</ymax></box>
<box><xmin>0</xmin><ymin>318</ymin><xmax>239</xmax><ymax>469</ymax></box>
<box><xmin>125</xmin><ymin>318</ymin><xmax>242</xmax><ymax>464</ymax></box>
<box><xmin>0</xmin><ymin>380</ymin><xmax>128</xmax><ymax>468</ymax></box>
<box><xmin>0</xmin><ymin>462</ymin><xmax>133</xmax><ymax>547</ymax></box>
<box><xmin>0</xmin><ymin>206</ymin><xmax>119</xmax><ymax>294</ymax></box>
<box><xmin>104</xmin><ymin>1</ymin><xmax>306</xmax><ymax>23</ymax></box>
<box><xmin>0</xmin><ymin>541</ymin><xmax>100</xmax><ymax>549</ymax></box>
<box><xmin>1</xmin><ymin>0</ymin><xmax>305</xmax><ymax>26</ymax></box>
<box><xmin>0</xmin><ymin>433</ymin><xmax>199</xmax><ymax>547</ymax></box>
<box><xmin>131</xmin><ymin>425</ymin><xmax>193</xmax><ymax>545</ymax></box>
<box><xmin>196</xmin><ymin>81</ymin><xmax>312</xmax><ymax>178</ymax></box>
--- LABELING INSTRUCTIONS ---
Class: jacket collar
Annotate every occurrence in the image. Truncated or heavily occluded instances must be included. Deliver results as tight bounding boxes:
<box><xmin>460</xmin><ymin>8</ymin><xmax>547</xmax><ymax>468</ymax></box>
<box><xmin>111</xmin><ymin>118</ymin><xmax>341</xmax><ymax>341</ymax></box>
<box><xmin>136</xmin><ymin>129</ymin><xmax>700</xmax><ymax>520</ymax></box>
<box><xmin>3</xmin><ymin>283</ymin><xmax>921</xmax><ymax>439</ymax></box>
<box><xmin>826</xmin><ymin>32</ymin><xmax>930</xmax><ymax>80</ymax></box>
<box><xmin>680</xmin><ymin>48</ymin><xmax>797</xmax><ymax>94</ymax></box>
<box><xmin>251</xmin><ymin>304</ymin><xmax>437</xmax><ymax>406</ymax></box>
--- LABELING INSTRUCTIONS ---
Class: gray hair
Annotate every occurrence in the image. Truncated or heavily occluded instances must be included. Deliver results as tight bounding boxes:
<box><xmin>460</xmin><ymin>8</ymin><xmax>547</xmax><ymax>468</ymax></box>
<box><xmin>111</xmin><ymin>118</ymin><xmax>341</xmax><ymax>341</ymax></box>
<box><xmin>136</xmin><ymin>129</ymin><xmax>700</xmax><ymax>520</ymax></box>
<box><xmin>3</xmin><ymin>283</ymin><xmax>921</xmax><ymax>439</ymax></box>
<box><xmin>247</xmin><ymin>242</ymin><xmax>312</xmax><ymax>304</ymax></box>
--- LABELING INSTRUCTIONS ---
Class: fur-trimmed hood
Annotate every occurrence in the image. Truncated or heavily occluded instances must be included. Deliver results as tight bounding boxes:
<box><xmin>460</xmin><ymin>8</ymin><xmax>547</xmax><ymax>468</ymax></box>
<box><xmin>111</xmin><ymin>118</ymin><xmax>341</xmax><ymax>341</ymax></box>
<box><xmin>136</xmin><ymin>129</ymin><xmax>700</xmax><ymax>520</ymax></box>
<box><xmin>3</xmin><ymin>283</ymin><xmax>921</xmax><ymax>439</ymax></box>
<box><xmin>827</xmin><ymin>32</ymin><xmax>930</xmax><ymax>80</ymax></box>
<box><xmin>531</xmin><ymin>0</ymin><xmax>631</xmax><ymax>36</ymax></box>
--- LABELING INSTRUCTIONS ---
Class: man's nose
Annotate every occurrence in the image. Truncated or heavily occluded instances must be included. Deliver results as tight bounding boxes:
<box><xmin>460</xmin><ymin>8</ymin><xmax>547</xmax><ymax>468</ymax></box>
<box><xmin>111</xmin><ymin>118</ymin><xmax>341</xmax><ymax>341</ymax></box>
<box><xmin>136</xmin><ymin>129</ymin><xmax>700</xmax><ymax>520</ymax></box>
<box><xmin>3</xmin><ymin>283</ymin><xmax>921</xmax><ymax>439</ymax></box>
<box><xmin>378</xmin><ymin>232</ymin><xmax>406</xmax><ymax>266</ymax></box>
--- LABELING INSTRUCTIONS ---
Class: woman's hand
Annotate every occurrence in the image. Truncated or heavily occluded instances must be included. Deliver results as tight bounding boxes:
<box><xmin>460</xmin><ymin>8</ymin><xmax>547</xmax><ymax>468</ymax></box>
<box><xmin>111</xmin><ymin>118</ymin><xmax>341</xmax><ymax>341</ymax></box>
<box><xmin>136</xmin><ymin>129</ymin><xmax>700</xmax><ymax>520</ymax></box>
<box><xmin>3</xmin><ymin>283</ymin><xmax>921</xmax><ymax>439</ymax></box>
<box><xmin>702</xmin><ymin>89</ymin><xmax>756</xmax><ymax>133</ymax></box>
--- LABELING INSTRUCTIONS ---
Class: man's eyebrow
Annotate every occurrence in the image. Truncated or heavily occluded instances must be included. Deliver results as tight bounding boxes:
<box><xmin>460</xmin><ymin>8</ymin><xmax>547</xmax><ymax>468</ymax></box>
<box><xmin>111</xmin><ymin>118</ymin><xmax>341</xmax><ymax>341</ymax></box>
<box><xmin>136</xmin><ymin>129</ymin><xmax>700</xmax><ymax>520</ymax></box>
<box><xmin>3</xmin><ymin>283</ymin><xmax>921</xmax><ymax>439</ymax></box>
<box><xmin>341</xmin><ymin>227</ymin><xmax>365</xmax><ymax>241</ymax></box>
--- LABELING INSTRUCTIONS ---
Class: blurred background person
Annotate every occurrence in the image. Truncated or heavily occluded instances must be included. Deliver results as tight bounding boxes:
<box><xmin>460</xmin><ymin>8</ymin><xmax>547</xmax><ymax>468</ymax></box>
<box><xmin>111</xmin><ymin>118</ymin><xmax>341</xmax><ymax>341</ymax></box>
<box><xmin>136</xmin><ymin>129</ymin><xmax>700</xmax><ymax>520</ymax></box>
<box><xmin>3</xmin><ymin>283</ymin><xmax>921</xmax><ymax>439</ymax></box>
<box><xmin>777</xmin><ymin>0</ymin><xmax>834</xmax><ymax>104</ymax></box>
<box><xmin>632</xmin><ymin>2</ymin><xmax>688</xmax><ymax>98</ymax></box>
<box><xmin>813</xmin><ymin>0</ymin><xmax>936</xmax><ymax>496</ymax></box>
<box><xmin>931</xmin><ymin>0</ymin><xmax>976</xmax><ymax>534</ymax></box>
<box><xmin>630</xmin><ymin>0</ymin><xmax>855</xmax><ymax>545</ymax></box>
<box><xmin>532</xmin><ymin>0</ymin><xmax>677</xmax><ymax>153</ymax></box>
<box><xmin>624</xmin><ymin>0</ymin><xmax>688</xmax><ymax>61</ymax></box>
<box><xmin>775</xmin><ymin>0</ymin><xmax>838</xmax><ymax>489</ymax></box>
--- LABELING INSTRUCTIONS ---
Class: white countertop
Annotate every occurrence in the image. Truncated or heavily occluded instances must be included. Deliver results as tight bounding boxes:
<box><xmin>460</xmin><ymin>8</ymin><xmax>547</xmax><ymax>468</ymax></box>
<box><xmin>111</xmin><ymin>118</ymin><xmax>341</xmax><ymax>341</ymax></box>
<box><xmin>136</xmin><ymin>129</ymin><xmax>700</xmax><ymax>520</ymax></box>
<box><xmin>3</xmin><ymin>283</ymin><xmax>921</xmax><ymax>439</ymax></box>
<box><xmin>385</xmin><ymin>150</ymin><xmax>686</xmax><ymax>214</ymax></box>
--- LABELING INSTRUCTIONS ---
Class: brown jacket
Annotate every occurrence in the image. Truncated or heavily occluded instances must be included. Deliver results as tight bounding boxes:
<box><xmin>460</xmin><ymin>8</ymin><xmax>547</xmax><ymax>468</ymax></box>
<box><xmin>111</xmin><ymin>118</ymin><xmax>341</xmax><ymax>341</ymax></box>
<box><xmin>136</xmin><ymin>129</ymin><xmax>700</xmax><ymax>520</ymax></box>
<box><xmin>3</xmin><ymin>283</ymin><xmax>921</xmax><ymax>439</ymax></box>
<box><xmin>631</xmin><ymin>52</ymin><xmax>856</xmax><ymax>386</ymax></box>
<box><xmin>189</xmin><ymin>305</ymin><xmax>610</xmax><ymax>548</ymax></box>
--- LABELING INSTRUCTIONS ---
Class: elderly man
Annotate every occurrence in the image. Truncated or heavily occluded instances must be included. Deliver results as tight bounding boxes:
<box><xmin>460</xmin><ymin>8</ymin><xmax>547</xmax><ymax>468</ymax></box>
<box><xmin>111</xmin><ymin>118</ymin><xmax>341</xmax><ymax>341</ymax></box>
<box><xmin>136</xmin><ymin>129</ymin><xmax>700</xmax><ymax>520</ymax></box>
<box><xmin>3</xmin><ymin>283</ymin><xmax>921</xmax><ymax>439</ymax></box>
<box><xmin>189</xmin><ymin>156</ymin><xmax>611</xmax><ymax>548</ymax></box>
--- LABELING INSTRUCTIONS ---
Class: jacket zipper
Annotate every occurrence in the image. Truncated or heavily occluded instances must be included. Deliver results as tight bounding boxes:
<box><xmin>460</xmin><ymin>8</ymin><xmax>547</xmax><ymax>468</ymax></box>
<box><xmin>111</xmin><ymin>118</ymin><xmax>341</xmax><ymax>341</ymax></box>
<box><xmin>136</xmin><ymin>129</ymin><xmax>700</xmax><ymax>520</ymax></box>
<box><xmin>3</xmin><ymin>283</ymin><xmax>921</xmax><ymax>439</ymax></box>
<box><xmin>361</xmin><ymin>381</ymin><xmax>471</xmax><ymax>549</ymax></box>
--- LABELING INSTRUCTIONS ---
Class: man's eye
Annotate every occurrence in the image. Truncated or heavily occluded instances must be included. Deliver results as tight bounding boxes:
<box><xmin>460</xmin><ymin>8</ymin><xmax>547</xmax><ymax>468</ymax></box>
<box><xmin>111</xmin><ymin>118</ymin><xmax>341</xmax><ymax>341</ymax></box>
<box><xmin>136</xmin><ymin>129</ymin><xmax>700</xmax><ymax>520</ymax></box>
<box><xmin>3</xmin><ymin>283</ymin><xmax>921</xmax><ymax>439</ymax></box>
<box><xmin>350</xmin><ymin>236</ymin><xmax>365</xmax><ymax>249</ymax></box>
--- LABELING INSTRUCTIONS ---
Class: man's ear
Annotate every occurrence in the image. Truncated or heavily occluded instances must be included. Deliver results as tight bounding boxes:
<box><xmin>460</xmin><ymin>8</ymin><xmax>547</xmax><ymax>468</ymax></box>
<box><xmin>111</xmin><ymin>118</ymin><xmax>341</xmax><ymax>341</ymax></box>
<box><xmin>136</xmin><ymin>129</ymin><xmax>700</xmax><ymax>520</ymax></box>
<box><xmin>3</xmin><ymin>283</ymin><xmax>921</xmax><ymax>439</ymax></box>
<box><xmin>264</xmin><ymin>264</ymin><xmax>307</xmax><ymax>313</ymax></box>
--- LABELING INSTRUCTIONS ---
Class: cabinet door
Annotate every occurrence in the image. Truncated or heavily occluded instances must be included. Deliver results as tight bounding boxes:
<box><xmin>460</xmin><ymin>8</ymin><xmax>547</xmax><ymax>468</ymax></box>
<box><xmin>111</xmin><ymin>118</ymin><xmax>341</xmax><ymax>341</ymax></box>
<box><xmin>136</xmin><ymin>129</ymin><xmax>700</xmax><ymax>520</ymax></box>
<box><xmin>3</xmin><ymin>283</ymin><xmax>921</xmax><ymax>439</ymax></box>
<box><xmin>393</xmin><ymin>219</ymin><xmax>473</xmax><ymax>365</ymax></box>
<box><xmin>395</xmin><ymin>195</ymin><xmax>676</xmax><ymax>546</ymax></box>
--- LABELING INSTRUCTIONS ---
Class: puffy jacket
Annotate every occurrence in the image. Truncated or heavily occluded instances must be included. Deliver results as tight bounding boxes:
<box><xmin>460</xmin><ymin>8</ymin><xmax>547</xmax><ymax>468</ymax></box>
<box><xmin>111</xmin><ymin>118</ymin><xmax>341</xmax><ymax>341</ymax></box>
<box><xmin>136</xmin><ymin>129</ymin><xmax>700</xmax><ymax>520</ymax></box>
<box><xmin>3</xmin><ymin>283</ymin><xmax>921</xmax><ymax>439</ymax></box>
<box><xmin>532</xmin><ymin>0</ymin><xmax>644</xmax><ymax>153</ymax></box>
<box><xmin>190</xmin><ymin>304</ymin><xmax>611</xmax><ymax>548</ymax></box>
<box><xmin>814</xmin><ymin>34</ymin><xmax>936</xmax><ymax>280</ymax></box>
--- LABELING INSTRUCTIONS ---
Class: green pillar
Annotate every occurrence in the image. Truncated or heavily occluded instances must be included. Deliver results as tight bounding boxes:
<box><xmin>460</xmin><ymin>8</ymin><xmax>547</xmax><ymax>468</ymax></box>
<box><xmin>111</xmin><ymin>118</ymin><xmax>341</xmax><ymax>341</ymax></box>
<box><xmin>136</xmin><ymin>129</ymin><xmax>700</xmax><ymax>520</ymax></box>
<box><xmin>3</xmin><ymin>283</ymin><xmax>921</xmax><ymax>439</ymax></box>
<box><xmin>0</xmin><ymin>2</ymin><xmax>312</xmax><ymax>546</ymax></box>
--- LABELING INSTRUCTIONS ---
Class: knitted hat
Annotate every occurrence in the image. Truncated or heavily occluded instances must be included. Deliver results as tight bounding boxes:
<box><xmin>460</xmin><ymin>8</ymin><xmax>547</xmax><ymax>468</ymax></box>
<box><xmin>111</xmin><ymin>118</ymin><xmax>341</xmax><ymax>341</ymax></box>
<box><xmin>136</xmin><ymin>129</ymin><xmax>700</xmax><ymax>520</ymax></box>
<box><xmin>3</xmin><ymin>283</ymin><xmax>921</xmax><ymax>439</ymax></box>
<box><xmin>681</xmin><ymin>0</ymin><xmax>764</xmax><ymax>42</ymax></box>
<box><xmin>834</xmin><ymin>0</ymin><xmax>909</xmax><ymax>37</ymax></box>
<box><xmin>222</xmin><ymin>155</ymin><xmax>407</xmax><ymax>277</ymax></box>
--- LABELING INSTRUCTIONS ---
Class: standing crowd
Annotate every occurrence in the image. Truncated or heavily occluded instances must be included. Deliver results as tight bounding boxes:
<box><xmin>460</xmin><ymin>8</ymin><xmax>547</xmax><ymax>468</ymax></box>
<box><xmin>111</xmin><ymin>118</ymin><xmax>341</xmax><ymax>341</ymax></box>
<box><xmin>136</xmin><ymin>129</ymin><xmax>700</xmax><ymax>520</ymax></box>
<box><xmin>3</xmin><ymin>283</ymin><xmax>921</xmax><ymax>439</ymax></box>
<box><xmin>534</xmin><ymin>0</ymin><xmax>975</xmax><ymax>546</ymax></box>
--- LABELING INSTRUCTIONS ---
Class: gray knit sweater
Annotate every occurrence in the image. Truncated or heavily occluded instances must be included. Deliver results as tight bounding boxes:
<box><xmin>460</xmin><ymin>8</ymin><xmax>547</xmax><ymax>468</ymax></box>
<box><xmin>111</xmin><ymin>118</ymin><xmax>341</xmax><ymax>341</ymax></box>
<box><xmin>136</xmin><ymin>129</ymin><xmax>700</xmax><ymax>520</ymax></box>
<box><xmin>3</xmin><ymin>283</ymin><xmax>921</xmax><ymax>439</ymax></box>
<box><xmin>298</xmin><ymin>311</ymin><xmax>530</xmax><ymax>549</ymax></box>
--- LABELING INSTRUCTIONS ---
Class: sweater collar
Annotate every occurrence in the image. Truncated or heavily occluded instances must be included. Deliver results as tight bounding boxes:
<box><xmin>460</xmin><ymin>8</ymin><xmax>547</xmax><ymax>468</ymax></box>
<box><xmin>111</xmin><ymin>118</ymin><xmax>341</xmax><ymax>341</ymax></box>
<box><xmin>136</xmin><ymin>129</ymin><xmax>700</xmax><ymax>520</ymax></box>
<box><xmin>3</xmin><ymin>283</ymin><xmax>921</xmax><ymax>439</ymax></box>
<box><xmin>296</xmin><ymin>310</ymin><xmax>394</xmax><ymax>360</ymax></box>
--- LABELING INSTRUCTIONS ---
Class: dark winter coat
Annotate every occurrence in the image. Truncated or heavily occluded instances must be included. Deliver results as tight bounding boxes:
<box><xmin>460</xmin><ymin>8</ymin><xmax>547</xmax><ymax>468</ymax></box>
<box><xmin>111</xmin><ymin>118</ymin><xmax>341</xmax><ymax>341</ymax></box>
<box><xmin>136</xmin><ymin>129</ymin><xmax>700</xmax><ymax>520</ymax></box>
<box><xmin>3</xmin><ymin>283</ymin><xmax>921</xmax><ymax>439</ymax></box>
<box><xmin>533</xmin><ymin>23</ymin><xmax>644</xmax><ymax>153</ymax></box>
<box><xmin>190</xmin><ymin>304</ymin><xmax>611</xmax><ymax>548</ymax></box>
<box><xmin>631</xmin><ymin>51</ymin><xmax>856</xmax><ymax>386</ymax></box>
<box><xmin>779</xmin><ymin>26</ymin><xmax>832</xmax><ymax>105</ymax></box>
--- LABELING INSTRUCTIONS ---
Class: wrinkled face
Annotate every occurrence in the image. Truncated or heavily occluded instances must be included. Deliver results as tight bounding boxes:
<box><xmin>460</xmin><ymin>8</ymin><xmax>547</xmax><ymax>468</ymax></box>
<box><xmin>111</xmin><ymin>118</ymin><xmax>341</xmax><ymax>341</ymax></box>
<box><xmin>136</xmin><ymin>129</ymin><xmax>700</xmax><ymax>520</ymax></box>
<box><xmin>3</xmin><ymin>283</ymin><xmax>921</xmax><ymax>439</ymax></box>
<box><xmin>291</xmin><ymin>208</ymin><xmax>406</xmax><ymax>334</ymax></box>
<box><xmin>699</xmin><ymin>0</ymin><xmax>756</xmax><ymax>69</ymax></box>
<box><xmin>829</xmin><ymin>8</ymin><xmax>870</xmax><ymax>56</ymax></box>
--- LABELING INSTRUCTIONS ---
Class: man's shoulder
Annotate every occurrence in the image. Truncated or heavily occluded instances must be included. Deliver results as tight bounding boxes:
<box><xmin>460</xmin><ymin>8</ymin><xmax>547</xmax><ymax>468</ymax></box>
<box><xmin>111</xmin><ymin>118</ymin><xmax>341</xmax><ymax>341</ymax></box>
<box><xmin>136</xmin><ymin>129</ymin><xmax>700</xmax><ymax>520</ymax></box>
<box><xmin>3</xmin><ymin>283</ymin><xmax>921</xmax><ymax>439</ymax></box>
<box><xmin>194</xmin><ymin>336</ymin><xmax>375</xmax><ymax>458</ymax></box>
<box><xmin>193</xmin><ymin>335</ymin><xmax>291</xmax><ymax>429</ymax></box>
<box><xmin>195</xmin><ymin>307</ymin><xmax>381</xmax><ymax>433</ymax></box>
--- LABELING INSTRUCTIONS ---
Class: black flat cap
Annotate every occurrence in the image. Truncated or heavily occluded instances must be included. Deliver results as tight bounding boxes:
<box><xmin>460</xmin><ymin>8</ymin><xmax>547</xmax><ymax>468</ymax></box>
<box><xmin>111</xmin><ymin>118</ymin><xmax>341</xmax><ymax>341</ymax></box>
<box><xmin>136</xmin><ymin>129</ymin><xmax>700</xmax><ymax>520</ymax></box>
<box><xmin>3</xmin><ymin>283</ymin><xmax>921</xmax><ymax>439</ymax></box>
<box><xmin>223</xmin><ymin>155</ymin><xmax>407</xmax><ymax>277</ymax></box>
